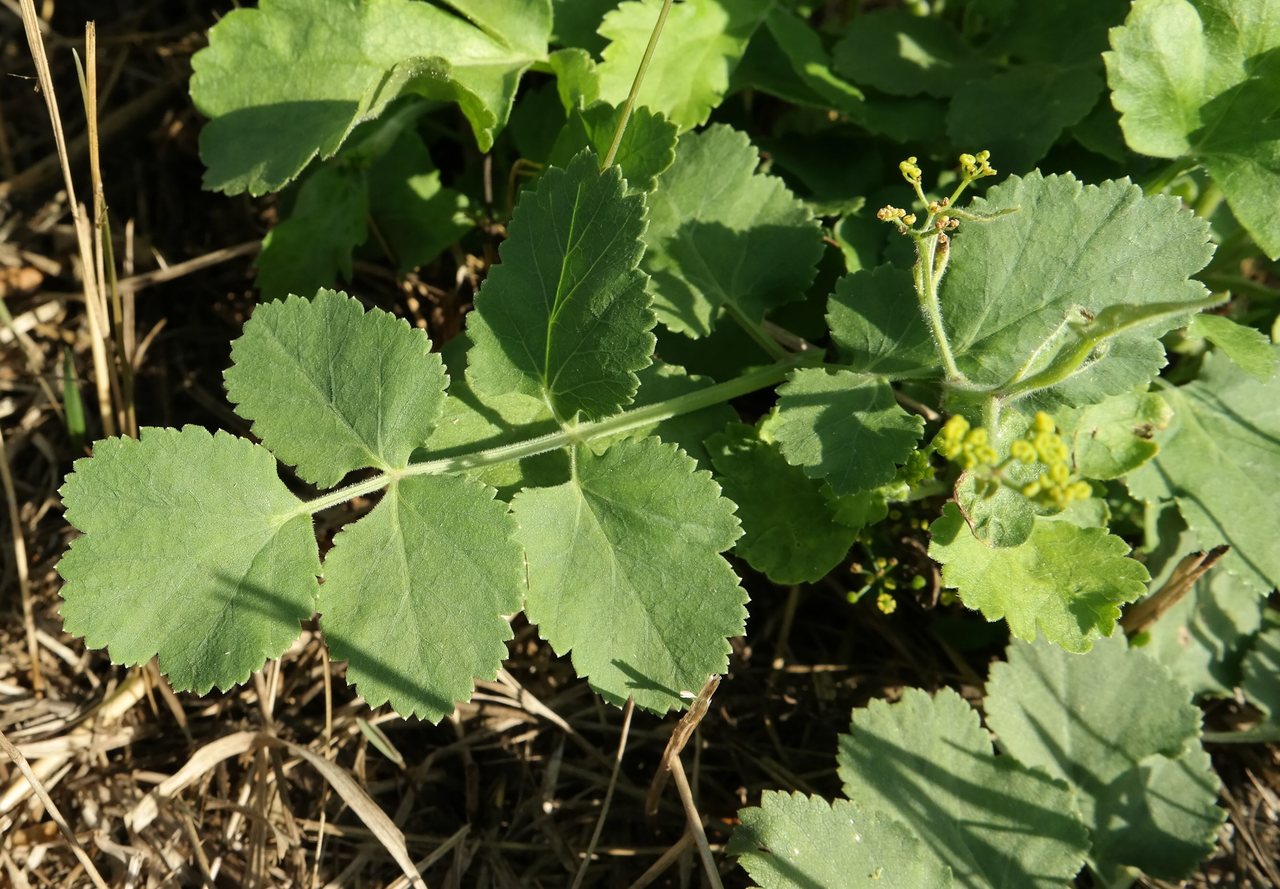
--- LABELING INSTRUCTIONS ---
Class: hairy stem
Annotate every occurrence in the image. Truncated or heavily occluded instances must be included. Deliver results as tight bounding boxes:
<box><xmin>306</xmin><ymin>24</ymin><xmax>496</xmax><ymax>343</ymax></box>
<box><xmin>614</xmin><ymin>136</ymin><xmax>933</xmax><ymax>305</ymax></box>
<box><xmin>912</xmin><ymin>233</ymin><xmax>963</xmax><ymax>381</ymax></box>
<box><xmin>296</xmin><ymin>356</ymin><xmax>803</xmax><ymax>516</ymax></box>
<box><xmin>602</xmin><ymin>0</ymin><xmax>674</xmax><ymax>170</ymax></box>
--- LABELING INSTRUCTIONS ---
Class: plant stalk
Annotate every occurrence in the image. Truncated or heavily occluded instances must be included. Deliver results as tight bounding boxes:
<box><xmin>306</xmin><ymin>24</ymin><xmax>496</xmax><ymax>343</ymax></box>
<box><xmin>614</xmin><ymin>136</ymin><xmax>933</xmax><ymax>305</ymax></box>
<box><xmin>602</xmin><ymin>0</ymin><xmax>674</xmax><ymax>170</ymax></box>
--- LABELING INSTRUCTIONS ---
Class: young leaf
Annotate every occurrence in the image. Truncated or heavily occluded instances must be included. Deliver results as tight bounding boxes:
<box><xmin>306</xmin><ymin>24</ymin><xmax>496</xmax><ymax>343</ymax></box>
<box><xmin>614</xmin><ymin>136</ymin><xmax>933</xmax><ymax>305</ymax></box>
<box><xmin>707</xmin><ymin>423</ymin><xmax>861</xmax><ymax>585</ymax></box>
<box><xmin>1189</xmin><ymin>313</ymin><xmax>1280</xmax><ymax>382</ymax></box>
<box><xmin>596</xmin><ymin>0</ymin><xmax>770</xmax><ymax>131</ymax></box>
<box><xmin>547</xmin><ymin>102</ymin><xmax>677</xmax><ymax>193</ymax></box>
<box><xmin>929</xmin><ymin>503</ymin><xmax>1149</xmax><ymax>651</ymax></box>
<box><xmin>1057</xmin><ymin>390</ymin><xmax>1173</xmax><ymax>480</ymax></box>
<box><xmin>1127</xmin><ymin>347</ymin><xmax>1280</xmax><ymax>594</ymax></box>
<box><xmin>256</xmin><ymin>163</ymin><xmax>368</xmax><ymax>301</ymax></box>
<box><xmin>465</xmin><ymin>151</ymin><xmax>654</xmax><ymax>421</ymax></box>
<box><xmin>837</xmin><ymin>688</ymin><xmax>1089</xmax><ymax>888</ymax></box>
<box><xmin>319</xmin><ymin>474</ymin><xmax>523</xmax><ymax>722</ymax></box>
<box><xmin>987</xmin><ymin>637</ymin><xmax>1223</xmax><ymax>882</ymax></box>
<box><xmin>730</xmin><ymin>791</ymin><xmax>955</xmax><ymax>888</ymax></box>
<box><xmin>58</xmin><ymin>426</ymin><xmax>320</xmax><ymax>692</ymax></box>
<box><xmin>1106</xmin><ymin>0</ymin><xmax>1280</xmax><ymax>257</ymax></box>
<box><xmin>772</xmin><ymin>368</ymin><xmax>924</xmax><ymax>497</ymax></box>
<box><xmin>191</xmin><ymin>0</ymin><xmax>551</xmax><ymax>194</ymax></box>
<box><xmin>513</xmin><ymin>438</ymin><xmax>745</xmax><ymax>713</ymax></box>
<box><xmin>941</xmin><ymin>173</ymin><xmax>1214</xmax><ymax>404</ymax></box>
<box><xmin>643</xmin><ymin>125</ymin><xmax>824</xmax><ymax>338</ymax></box>
<box><xmin>225</xmin><ymin>290</ymin><xmax>447</xmax><ymax>489</ymax></box>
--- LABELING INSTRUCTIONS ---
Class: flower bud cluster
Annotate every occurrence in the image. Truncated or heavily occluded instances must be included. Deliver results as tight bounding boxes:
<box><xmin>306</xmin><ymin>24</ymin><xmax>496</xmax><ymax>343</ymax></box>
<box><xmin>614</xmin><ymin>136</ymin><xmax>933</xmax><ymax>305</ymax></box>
<box><xmin>876</xmin><ymin>204</ymin><xmax>917</xmax><ymax>231</ymax></box>
<box><xmin>959</xmin><ymin>150</ymin><xmax>996</xmax><ymax>180</ymax></box>
<box><xmin>934</xmin><ymin>411</ymin><xmax>1092</xmax><ymax>510</ymax></box>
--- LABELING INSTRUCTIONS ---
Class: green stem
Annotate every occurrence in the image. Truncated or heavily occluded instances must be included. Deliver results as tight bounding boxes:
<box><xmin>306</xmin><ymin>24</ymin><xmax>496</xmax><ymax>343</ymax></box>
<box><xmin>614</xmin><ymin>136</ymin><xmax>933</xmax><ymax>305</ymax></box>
<box><xmin>1140</xmin><ymin>157</ymin><xmax>1197</xmax><ymax>195</ymax></box>
<box><xmin>912</xmin><ymin>234</ymin><xmax>963</xmax><ymax>381</ymax></box>
<box><xmin>723</xmin><ymin>302</ymin><xmax>790</xmax><ymax>361</ymax></box>
<box><xmin>601</xmin><ymin>0</ymin><xmax>674</xmax><ymax>170</ymax></box>
<box><xmin>1203</xmin><ymin>726</ymin><xmax>1280</xmax><ymax>744</ymax></box>
<box><xmin>296</xmin><ymin>357</ymin><xmax>803</xmax><ymax>517</ymax></box>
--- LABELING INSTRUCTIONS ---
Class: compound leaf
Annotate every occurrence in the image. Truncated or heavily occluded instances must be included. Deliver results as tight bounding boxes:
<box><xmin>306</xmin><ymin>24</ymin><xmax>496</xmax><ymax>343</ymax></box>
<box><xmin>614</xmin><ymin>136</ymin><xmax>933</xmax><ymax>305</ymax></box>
<box><xmin>465</xmin><ymin>151</ymin><xmax>654</xmax><ymax>421</ymax></box>
<box><xmin>940</xmin><ymin>173</ymin><xmax>1214</xmax><ymax>404</ymax></box>
<box><xmin>191</xmin><ymin>0</ymin><xmax>551</xmax><ymax>194</ymax></box>
<box><xmin>513</xmin><ymin>438</ymin><xmax>745</xmax><ymax>713</ymax></box>
<box><xmin>772</xmin><ymin>368</ymin><xmax>924</xmax><ymax>497</ymax></box>
<box><xmin>730</xmin><ymin>791</ymin><xmax>954</xmax><ymax>888</ymax></box>
<box><xmin>596</xmin><ymin>0</ymin><xmax>770</xmax><ymax>130</ymax></box>
<box><xmin>987</xmin><ymin>637</ymin><xmax>1222</xmax><ymax>882</ymax></box>
<box><xmin>929</xmin><ymin>503</ymin><xmax>1149</xmax><ymax>651</ymax></box>
<box><xmin>226</xmin><ymin>290</ymin><xmax>447</xmax><ymax>489</ymax></box>
<box><xmin>1106</xmin><ymin>0</ymin><xmax>1280</xmax><ymax>256</ymax></box>
<box><xmin>837</xmin><ymin>687</ymin><xmax>1089</xmax><ymax>888</ymax></box>
<box><xmin>1127</xmin><ymin>347</ymin><xmax>1280</xmax><ymax>594</ymax></box>
<box><xmin>643</xmin><ymin>125</ymin><xmax>824</xmax><ymax>338</ymax></box>
<box><xmin>319</xmin><ymin>474</ymin><xmax>523</xmax><ymax>721</ymax></box>
<box><xmin>58</xmin><ymin>426</ymin><xmax>320</xmax><ymax>692</ymax></box>
<box><xmin>708</xmin><ymin>423</ymin><xmax>860</xmax><ymax>584</ymax></box>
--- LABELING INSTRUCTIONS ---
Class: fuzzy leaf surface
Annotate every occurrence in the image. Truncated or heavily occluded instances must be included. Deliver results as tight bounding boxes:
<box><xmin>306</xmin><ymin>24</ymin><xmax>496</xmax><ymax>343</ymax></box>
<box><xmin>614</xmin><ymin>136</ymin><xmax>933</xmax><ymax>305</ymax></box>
<box><xmin>513</xmin><ymin>438</ymin><xmax>745</xmax><ymax>712</ymax></box>
<box><xmin>730</xmin><ymin>791</ymin><xmax>954</xmax><ymax>888</ymax></box>
<box><xmin>643</xmin><ymin>125</ymin><xmax>823</xmax><ymax>337</ymax></box>
<box><xmin>1189</xmin><ymin>313</ymin><xmax>1279</xmax><ymax>382</ymax></box>
<box><xmin>929</xmin><ymin>504</ymin><xmax>1149</xmax><ymax>651</ymax></box>
<box><xmin>708</xmin><ymin>424</ymin><xmax>860</xmax><ymax>584</ymax></box>
<box><xmin>225</xmin><ymin>290</ymin><xmax>447</xmax><ymax>489</ymax></box>
<box><xmin>190</xmin><ymin>0</ymin><xmax>551</xmax><ymax>194</ymax></box>
<box><xmin>1128</xmin><ymin>348</ymin><xmax>1280</xmax><ymax>594</ymax></box>
<box><xmin>772</xmin><ymin>368</ymin><xmax>924</xmax><ymax>496</ymax></box>
<box><xmin>319</xmin><ymin>475</ymin><xmax>523</xmax><ymax>721</ymax></box>
<box><xmin>1106</xmin><ymin>0</ymin><xmax>1280</xmax><ymax>256</ymax></box>
<box><xmin>838</xmin><ymin>687</ymin><xmax>1089</xmax><ymax>888</ymax></box>
<box><xmin>466</xmin><ymin>151</ymin><xmax>654</xmax><ymax>421</ymax></box>
<box><xmin>1058</xmin><ymin>390</ymin><xmax>1173</xmax><ymax>480</ymax></box>
<box><xmin>941</xmin><ymin>173</ymin><xmax>1214</xmax><ymax>403</ymax></box>
<box><xmin>987</xmin><ymin>637</ymin><xmax>1222</xmax><ymax>881</ymax></box>
<box><xmin>58</xmin><ymin>427</ymin><xmax>319</xmax><ymax>692</ymax></box>
<box><xmin>596</xmin><ymin>0</ymin><xmax>769</xmax><ymax>130</ymax></box>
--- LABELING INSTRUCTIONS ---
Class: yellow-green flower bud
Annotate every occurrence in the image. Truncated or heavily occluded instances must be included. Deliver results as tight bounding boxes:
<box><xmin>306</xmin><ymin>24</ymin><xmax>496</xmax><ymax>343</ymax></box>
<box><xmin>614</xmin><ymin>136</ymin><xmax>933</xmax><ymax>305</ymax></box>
<box><xmin>900</xmin><ymin>156</ymin><xmax>922</xmax><ymax>183</ymax></box>
<box><xmin>877</xmin><ymin>591</ymin><xmax>898</xmax><ymax>614</ymax></box>
<box><xmin>1033</xmin><ymin>411</ymin><xmax>1055</xmax><ymax>433</ymax></box>
<box><xmin>1048</xmin><ymin>461</ymin><xmax>1070</xmax><ymax>485</ymax></box>
<box><xmin>1010</xmin><ymin>440</ymin><xmax>1036</xmax><ymax>463</ymax></box>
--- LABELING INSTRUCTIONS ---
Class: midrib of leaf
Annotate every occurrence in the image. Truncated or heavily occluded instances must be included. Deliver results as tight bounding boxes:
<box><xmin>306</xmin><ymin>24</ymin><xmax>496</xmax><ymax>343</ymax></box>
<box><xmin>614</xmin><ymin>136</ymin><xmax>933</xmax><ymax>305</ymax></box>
<box><xmin>543</xmin><ymin>178</ymin><xmax>588</xmax><ymax>395</ymax></box>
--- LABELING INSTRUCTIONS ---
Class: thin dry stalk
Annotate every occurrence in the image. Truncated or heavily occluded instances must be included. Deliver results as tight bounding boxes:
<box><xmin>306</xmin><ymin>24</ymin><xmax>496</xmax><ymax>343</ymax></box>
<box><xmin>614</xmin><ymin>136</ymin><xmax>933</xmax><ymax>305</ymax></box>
<box><xmin>646</xmin><ymin>675</ymin><xmax>719</xmax><ymax>817</ymax></box>
<box><xmin>570</xmin><ymin>697</ymin><xmax>635</xmax><ymax>889</ymax></box>
<box><xmin>0</xmin><ymin>424</ymin><xmax>42</xmax><ymax>694</ymax></box>
<box><xmin>668</xmin><ymin>756</ymin><xmax>722</xmax><ymax>889</ymax></box>
<box><xmin>18</xmin><ymin>0</ymin><xmax>119</xmax><ymax>437</ymax></box>
<box><xmin>0</xmin><ymin>727</ymin><xmax>111</xmax><ymax>889</ymax></box>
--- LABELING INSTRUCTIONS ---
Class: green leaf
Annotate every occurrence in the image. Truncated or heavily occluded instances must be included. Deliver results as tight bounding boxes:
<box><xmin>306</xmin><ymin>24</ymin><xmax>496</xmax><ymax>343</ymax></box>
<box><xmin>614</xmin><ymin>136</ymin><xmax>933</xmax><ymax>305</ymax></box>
<box><xmin>1057</xmin><ymin>390</ymin><xmax>1173</xmax><ymax>480</ymax></box>
<box><xmin>827</xmin><ymin>265</ymin><xmax>937</xmax><ymax>377</ymax></box>
<box><xmin>833</xmin><ymin>10</ymin><xmax>990</xmax><ymax>98</ymax></box>
<box><xmin>708</xmin><ymin>423</ymin><xmax>860</xmax><ymax>585</ymax></box>
<box><xmin>58</xmin><ymin>426</ymin><xmax>320</xmax><ymax>692</ymax></box>
<box><xmin>1105</xmin><ymin>0</ymin><xmax>1280</xmax><ymax>257</ymax></box>
<box><xmin>772</xmin><ymin>368</ymin><xmax>924</xmax><ymax>497</ymax></box>
<box><xmin>987</xmin><ymin>637</ymin><xmax>1222</xmax><ymax>882</ymax></box>
<box><xmin>929</xmin><ymin>503</ymin><xmax>1149</xmax><ymax>651</ymax></box>
<box><xmin>225</xmin><ymin>290</ymin><xmax>447</xmax><ymax>489</ymax></box>
<box><xmin>363</xmin><ymin>129</ymin><xmax>472</xmax><ymax>274</ymax></box>
<box><xmin>1189</xmin><ymin>313</ymin><xmax>1280</xmax><ymax>382</ymax></box>
<box><xmin>190</xmin><ymin>0</ymin><xmax>551</xmax><ymax>194</ymax></box>
<box><xmin>319</xmin><ymin>474</ymin><xmax>523</xmax><ymax>721</ymax></box>
<box><xmin>596</xmin><ymin>0</ymin><xmax>770</xmax><ymax>131</ymax></box>
<box><xmin>513</xmin><ymin>438</ymin><xmax>745</xmax><ymax>712</ymax></box>
<box><xmin>730</xmin><ymin>791</ymin><xmax>955</xmax><ymax>888</ymax></box>
<box><xmin>942</xmin><ymin>173</ymin><xmax>1214</xmax><ymax>404</ymax></box>
<box><xmin>643</xmin><ymin>125</ymin><xmax>824</xmax><ymax>338</ymax></box>
<box><xmin>547</xmin><ymin>102</ymin><xmax>677</xmax><ymax>192</ymax></box>
<box><xmin>465</xmin><ymin>151</ymin><xmax>654</xmax><ymax>421</ymax></box>
<box><xmin>1128</xmin><ymin>347</ymin><xmax>1280</xmax><ymax>594</ymax></box>
<box><xmin>730</xmin><ymin>8</ymin><xmax>865</xmax><ymax>113</ymax></box>
<box><xmin>1140</xmin><ymin>508</ymin><xmax>1264</xmax><ymax>696</ymax></box>
<box><xmin>551</xmin><ymin>0</ymin><xmax>616</xmax><ymax>54</ymax></box>
<box><xmin>598</xmin><ymin>362</ymin><xmax>736</xmax><ymax>468</ymax></box>
<box><xmin>256</xmin><ymin>163</ymin><xmax>368</xmax><ymax>301</ymax></box>
<box><xmin>1242</xmin><ymin>627</ymin><xmax>1280</xmax><ymax>717</ymax></box>
<box><xmin>837</xmin><ymin>687</ymin><xmax>1089</xmax><ymax>888</ymax></box>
